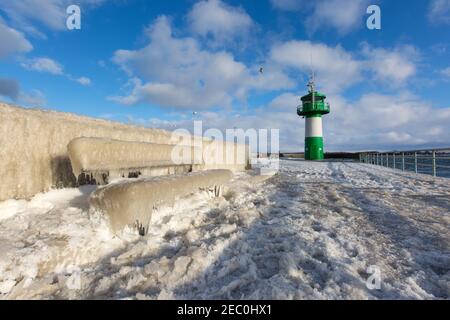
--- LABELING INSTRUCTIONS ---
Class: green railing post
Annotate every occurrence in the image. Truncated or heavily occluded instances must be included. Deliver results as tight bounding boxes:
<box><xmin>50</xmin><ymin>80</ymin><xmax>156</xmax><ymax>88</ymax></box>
<box><xmin>393</xmin><ymin>153</ymin><xmax>396</xmax><ymax>169</ymax></box>
<box><xmin>386</xmin><ymin>153</ymin><xmax>389</xmax><ymax>168</ymax></box>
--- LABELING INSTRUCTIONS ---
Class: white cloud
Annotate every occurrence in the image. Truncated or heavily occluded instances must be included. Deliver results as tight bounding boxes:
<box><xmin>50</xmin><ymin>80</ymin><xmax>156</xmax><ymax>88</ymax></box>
<box><xmin>270</xmin><ymin>40</ymin><xmax>362</xmax><ymax>93</ymax></box>
<box><xmin>20</xmin><ymin>57</ymin><xmax>92</xmax><ymax>86</ymax></box>
<box><xmin>21</xmin><ymin>57</ymin><xmax>64</xmax><ymax>75</ymax></box>
<box><xmin>270</xmin><ymin>0</ymin><xmax>305</xmax><ymax>11</ymax></box>
<box><xmin>0</xmin><ymin>0</ymin><xmax>105</xmax><ymax>37</ymax></box>
<box><xmin>0</xmin><ymin>18</ymin><xmax>32</xmax><ymax>59</ymax></box>
<box><xmin>146</xmin><ymin>91</ymin><xmax>450</xmax><ymax>152</ymax></box>
<box><xmin>111</xmin><ymin>17</ymin><xmax>419</xmax><ymax>113</ymax></box>
<box><xmin>441</xmin><ymin>67</ymin><xmax>450</xmax><ymax>77</ymax></box>
<box><xmin>18</xmin><ymin>89</ymin><xmax>47</xmax><ymax>107</ymax></box>
<box><xmin>270</xmin><ymin>40</ymin><xmax>418</xmax><ymax>93</ymax></box>
<box><xmin>123</xmin><ymin>89</ymin><xmax>450</xmax><ymax>152</ymax></box>
<box><xmin>1</xmin><ymin>0</ymin><xmax>68</xmax><ymax>33</ymax></box>
<box><xmin>109</xmin><ymin>78</ymin><xmax>220</xmax><ymax>108</ymax></box>
<box><xmin>325</xmin><ymin>92</ymin><xmax>450</xmax><ymax>150</ymax></box>
<box><xmin>306</xmin><ymin>0</ymin><xmax>370</xmax><ymax>34</ymax></box>
<box><xmin>268</xmin><ymin>92</ymin><xmax>300</xmax><ymax>110</ymax></box>
<box><xmin>0</xmin><ymin>78</ymin><xmax>47</xmax><ymax>107</ymax></box>
<box><xmin>362</xmin><ymin>44</ymin><xmax>418</xmax><ymax>85</ymax></box>
<box><xmin>111</xmin><ymin>16</ymin><xmax>293</xmax><ymax>109</ymax></box>
<box><xmin>76</xmin><ymin>77</ymin><xmax>91</xmax><ymax>86</ymax></box>
<box><xmin>0</xmin><ymin>78</ymin><xmax>20</xmax><ymax>100</ymax></box>
<box><xmin>428</xmin><ymin>0</ymin><xmax>450</xmax><ymax>24</ymax></box>
<box><xmin>271</xmin><ymin>0</ymin><xmax>370</xmax><ymax>34</ymax></box>
<box><xmin>187</xmin><ymin>0</ymin><xmax>253</xmax><ymax>42</ymax></box>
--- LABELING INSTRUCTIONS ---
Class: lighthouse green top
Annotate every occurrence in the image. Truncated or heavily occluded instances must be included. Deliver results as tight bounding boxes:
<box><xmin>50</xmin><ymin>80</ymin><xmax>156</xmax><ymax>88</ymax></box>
<box><xmin>297</xmin><ymin>91</ymin><xmax>330</xmax><ymax>117</ymax></box>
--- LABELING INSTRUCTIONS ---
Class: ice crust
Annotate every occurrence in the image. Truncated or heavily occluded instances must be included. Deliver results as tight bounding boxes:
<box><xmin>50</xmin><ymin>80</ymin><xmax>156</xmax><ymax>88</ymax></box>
<box><xmin>0</xmin><ymin>160</ymin><xmax>448</xmax><ymax>299</ymax></box>
<box><xmin>67</xmin><ymin>137</ymin><xmax>203</xmax><ymax>183</ymax></box>
<box><xmin>0</xmin><ymin>103</ymin><xmax>248</xmax><ymax>201</ymax></box>
<box><xmin>89</xmin><ymin>169</ymin><xmax>234</xmax><ymax>233</ymax></box>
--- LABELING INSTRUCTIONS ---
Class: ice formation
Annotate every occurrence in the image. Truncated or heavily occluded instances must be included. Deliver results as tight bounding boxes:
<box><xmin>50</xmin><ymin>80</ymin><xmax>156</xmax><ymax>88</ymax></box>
<box><xmin>68</xmin><ymin>137</ymin><xmax>203</xmax><ymax>183</ymax></box>
<box><xmin>0</xmin><ymin>160</ymin><xmax>448</xmax><ymax>299</ymax></box>
<box><xmin>89</xmin><ymin>169</ymin><xmax>234</xmax><ymax>234</ymax></box>
<box><xmin>0</xmin><ymin>103</ymin><xmax>248</xmax><ymax>201</ymax></box>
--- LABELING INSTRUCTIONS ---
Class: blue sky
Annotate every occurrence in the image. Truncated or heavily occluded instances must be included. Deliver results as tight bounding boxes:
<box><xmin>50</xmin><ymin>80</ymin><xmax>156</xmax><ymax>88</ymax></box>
<box><xmin>0</xmin><ymin>0</ymin><xmax>450</xmax><ymax>151</ymax></box>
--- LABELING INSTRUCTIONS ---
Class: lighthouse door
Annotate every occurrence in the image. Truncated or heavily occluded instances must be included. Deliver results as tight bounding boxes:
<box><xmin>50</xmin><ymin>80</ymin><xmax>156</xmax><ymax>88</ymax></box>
<box><xmin>310</xmin><ymin>145</ymin><xmax>323</xmax><ymax>160</ymax></box>
<box><xmin>305</xmin><ymin>137</ymin><xmax>324</xmax><ymax>160</ymax></box>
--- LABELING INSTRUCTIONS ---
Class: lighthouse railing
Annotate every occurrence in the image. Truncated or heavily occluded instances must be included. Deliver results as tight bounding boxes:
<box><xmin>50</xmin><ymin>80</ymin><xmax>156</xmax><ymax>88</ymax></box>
<box><xmin>359</xmin><ymin>147</ymin><xmax>450</xmax><ymax>178</ymax></box>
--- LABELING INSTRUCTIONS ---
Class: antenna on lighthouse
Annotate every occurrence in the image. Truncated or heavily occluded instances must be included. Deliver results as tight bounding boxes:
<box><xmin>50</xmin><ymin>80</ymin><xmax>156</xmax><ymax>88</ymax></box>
<box><xmin>307</xmin><ymin>53</ymin><xmax>316</xmax><ymax>93</ymax></box>
<box><xmin>307</xmin><ymin>71</ymin><xmax>316</xmax><ymax>93</ymax></box>
<box><xmin>307</xmin><ymin>54</ymin><xmax>316</xmax><ymax>109</ymax></box>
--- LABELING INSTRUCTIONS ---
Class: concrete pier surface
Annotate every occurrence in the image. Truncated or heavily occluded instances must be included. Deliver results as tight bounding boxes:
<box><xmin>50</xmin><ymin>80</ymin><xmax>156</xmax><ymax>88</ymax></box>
<box><xmin>0</xmin><ymin>160</ymin><xmax>449</xmax><ymax>299</ymax></box>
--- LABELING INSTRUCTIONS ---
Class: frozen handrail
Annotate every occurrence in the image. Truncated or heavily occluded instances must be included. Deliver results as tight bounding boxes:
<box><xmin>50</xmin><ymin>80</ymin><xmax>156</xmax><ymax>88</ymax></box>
<box><xmin>68</xmin><ymin>137</ymin><xmax>203</xmax><ymax>184</ymax></box>
<box><xmin>89</xmin><ymin>169</ymin><xmax>233</xmax><ymax>234</ymax></box>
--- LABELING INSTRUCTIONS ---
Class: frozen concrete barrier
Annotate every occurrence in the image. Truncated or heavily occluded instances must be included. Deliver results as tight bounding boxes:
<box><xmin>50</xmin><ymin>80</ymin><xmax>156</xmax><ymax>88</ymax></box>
<box><xmin>67</xmin><ymin>137</ymin><xmax>203</xmax><ymax>184</ymax></box>
<box><xmin>89</xmin><ymin>169</ymin><xmax>233</xmax><ymax>234</ymax></box>
<box><xmin>0</xmin><ymin>103</ymin><xmax>249</xmax><ymax>201</ymax></box>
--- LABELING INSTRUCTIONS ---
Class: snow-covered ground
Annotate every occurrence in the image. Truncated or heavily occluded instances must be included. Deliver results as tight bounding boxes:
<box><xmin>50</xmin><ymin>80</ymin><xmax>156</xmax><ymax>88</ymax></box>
<box><xmin>0</xmin><ymin>160</ymin><xmax>449</xmax><ymax>299</ymax></box>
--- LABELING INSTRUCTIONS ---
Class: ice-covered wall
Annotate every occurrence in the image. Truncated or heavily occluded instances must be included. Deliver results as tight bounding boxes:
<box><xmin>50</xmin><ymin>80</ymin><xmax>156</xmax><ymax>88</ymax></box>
<box><xmin>0</xmin><ymin>103</ymin><xmax>249</xmax><ymax>201</ymax></box>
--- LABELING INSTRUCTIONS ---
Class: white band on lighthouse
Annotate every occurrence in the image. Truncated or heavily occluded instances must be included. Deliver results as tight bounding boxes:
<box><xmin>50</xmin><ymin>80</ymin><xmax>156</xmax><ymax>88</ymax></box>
<box><xmin>305</xmin><ymin>117</ymin><xmax>323</xmax><ymax>138</ymax></box>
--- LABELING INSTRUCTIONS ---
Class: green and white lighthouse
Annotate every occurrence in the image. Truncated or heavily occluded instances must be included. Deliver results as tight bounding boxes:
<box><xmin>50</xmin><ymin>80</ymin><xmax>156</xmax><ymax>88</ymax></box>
<box><xmin>297</xmin><ymin>75</ymin><xmax>330</xmax><ymax>160</ymax></box>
